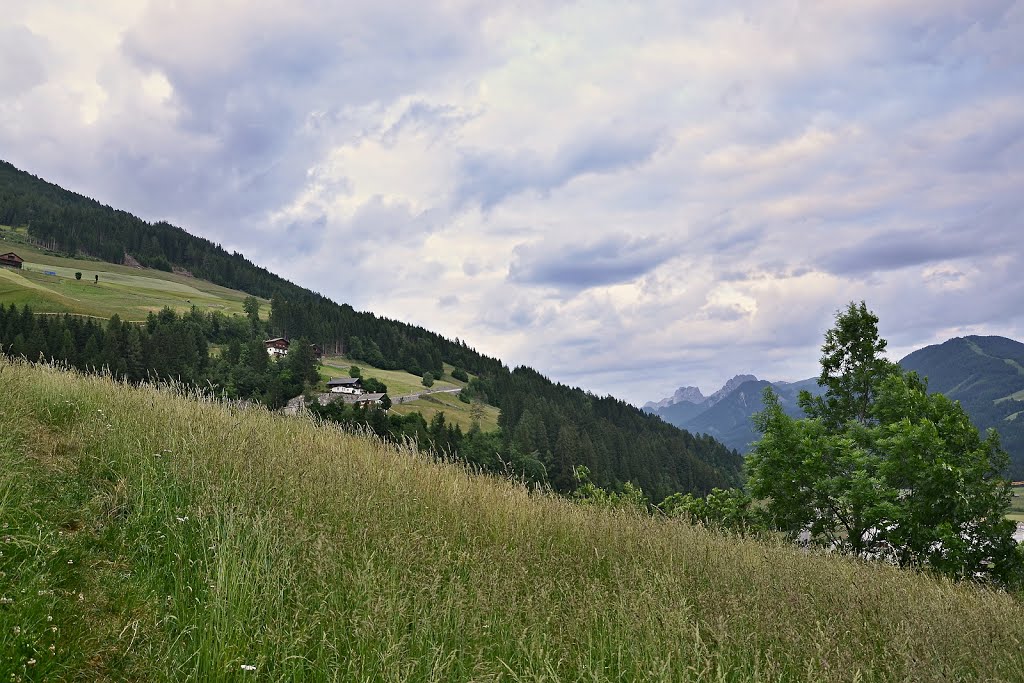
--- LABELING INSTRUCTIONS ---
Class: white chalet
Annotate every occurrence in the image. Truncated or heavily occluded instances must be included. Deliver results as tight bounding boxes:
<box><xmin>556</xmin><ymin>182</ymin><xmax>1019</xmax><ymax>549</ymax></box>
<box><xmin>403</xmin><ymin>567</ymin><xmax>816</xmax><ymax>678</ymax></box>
<box><xmin>326</xmin><ymin>377</ymin><xmax>364</xmax><ymax>394</ymax></box>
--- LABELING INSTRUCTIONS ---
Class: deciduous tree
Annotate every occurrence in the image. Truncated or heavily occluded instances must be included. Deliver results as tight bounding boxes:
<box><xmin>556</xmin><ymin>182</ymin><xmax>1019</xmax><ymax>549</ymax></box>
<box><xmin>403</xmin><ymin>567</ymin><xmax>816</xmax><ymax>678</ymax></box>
<box><xmin>748</xmin><ymin>302</ymin><xmax>1022</xmax><ymax>584</ymax></box>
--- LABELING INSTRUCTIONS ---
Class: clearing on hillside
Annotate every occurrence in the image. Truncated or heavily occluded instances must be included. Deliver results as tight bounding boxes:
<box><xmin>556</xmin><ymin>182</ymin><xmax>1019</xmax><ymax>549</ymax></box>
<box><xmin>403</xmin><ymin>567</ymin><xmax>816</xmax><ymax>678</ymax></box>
<box><xmin>0</xmin><ymin>229</ymin><xmax>265</xmax><ymax>321</ymax></box>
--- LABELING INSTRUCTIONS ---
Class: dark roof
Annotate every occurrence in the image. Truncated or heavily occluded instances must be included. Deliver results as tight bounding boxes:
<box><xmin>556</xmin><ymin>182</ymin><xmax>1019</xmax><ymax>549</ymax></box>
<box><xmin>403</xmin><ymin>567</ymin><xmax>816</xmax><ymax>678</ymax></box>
<box><xmin>263</xmin><ymin>337</ymin><xmax>289</xmax><ymax>345</ymax></box>
<box><xmin>0</xmin><ymin>252</ymin><xmax>24</xmax><ymax>262</ymax></box>
<box><xmin>341</xmin><ymin>392</ymin><xmax>386</xmax><ymax>404</ymax></box>
<box><xmin>327</xmin><ymin>377</ymin><xmax>362</xmax><ymax>386</ymax></box>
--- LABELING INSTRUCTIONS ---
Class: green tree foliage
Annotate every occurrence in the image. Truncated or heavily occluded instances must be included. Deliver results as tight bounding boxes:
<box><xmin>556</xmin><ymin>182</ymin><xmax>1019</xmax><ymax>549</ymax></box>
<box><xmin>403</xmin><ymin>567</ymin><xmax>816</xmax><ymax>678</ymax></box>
<box><xmin>361</xmin><ymin>377</ymin><xmax>387</xmax><ymax>394</ymax></box>
<box><xmin>243</xmin><ymin>296</ymin><xmax>261</xmax><ymax>331</ymax></box>
<box><xmin>74</xmin><ymin>271</ymin><xmax>81</xmax><ymax>280</ymax></box>
<box><xmin>748</xmin><ymin>302</ymin><xmax>1022</xmax><ymax>585</ymax></box>
<box><xmin>348</xmin><ymin>365</ymin><xmax>361</xmax><ymax>378</ymax></box>
<box><xmin>571</xmin><ymin>466</ymin><xmax>648</xmax><ymax>511</ymax></box>
<box><xmin>451</xmin><ymin>367</ymin><xmax>469</xmax><ymax>382</ymax></box>
<box><xmin>660</xmin><ymin>488</ymin><xmax>757</xmax><ymax>532</ymax></box>
<box><xmin>421</xmin><ymin>371</ymin><xmax>434</xmax><ymax>388</ymax></box>
<box><xmin>799</xmin><ymin>301</ymin><xmax>898</xmax><ymax>428</ymax></box>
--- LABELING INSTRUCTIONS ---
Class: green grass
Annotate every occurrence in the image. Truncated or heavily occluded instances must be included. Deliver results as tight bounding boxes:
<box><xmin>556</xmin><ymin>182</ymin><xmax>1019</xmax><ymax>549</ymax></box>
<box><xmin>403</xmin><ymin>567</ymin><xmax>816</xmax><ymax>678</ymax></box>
<box><xmin>318</xmin><ymin>356</ymin><xmax>460</xmax><ymax>397</ymax></box>
<box><xmin>1010</xmin><ymin>486</ymin><xmax>1024</xmax><ymax>523</ymax></box>
<box><xmin>3</xmin><ymin>357</ymin><xmax>1024</xmax><ymax>682</ymax></box>
<box><xmin>0</xmin><ymin>231</ymin><xmax>265</xmax><ymax>321</ymax></box>
<box><xmin>392</xmin><ymin>391</ymin><xmax>501</xmax><ymax>432</ymax></box>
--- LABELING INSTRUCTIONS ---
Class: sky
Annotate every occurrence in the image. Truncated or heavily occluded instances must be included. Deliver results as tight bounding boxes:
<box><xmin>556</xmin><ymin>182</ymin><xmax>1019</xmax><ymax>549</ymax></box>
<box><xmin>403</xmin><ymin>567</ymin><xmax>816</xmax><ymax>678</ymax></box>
<box><xmin>2</xmin><ymin>0</ymin><xmax>1022</xmax><ymax>406</ymax></box>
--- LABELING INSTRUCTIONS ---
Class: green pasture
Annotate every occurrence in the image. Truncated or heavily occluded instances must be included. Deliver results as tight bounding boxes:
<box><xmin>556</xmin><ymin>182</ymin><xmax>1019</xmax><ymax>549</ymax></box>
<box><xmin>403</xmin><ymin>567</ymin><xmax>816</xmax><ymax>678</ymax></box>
<box><xmin>392</xmin><ymin>390</ymin><xmax>500</xmax><ymax>432</ymax></box>
<box><xmin>0</xmin><ymin>230</ymin><xmax>265</xmax><ymax>321</ymax></box>
<box><xmin>318</xmin><ymin>356</ymin><xmax>461</xmax><ymax>397</ymax></box>
<box><xmin>1010</xmin><ymin>485</ymin><xmax>1024</xmax><ymax>522</ymax></box>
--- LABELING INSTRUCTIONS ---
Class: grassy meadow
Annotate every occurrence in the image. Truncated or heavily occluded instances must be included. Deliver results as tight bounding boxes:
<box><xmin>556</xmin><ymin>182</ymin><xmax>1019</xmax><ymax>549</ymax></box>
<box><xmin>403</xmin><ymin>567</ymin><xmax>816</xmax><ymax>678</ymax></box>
<box><xmin>2</xmin><ymin>357</ymin><xmax>1024</xmax><ymax>682</ymax></box>
<box><xmin>316</xmin><ymin>357</ymin><xmax>494</xmax><ymax>429</ymax></box>
<box><xmin>391</xmin><ymin>390</ymin><xmax>501</xmax><ymax>432</ymax></box>
<box><xmin>1011</xmin><ymin>485</ymin><xmax>1024</xmax><ymax>523</ymax></box>
<box><xmin>0</xmin><ymin>228</ymin><xmax>264</xmax><ymax>321</ymax></box>
<box><xmin>318</xmin><ymin>356</ymin><xmax>462</xmax><ymax>397</ymax></box>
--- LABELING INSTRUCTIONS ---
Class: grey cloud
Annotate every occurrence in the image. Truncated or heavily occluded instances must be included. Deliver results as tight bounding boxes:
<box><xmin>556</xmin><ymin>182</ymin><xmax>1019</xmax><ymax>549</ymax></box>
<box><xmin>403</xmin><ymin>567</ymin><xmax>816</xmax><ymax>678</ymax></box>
<box><xmin>284</xmin><ymin>214</ymin><xmax>328</xmax><ymax>256</ymax></box>
<box><xmin>819</xmin><ymin>225</ymin><xmax>1001</xmax><ymax>276</ymax></box>
<box><xmin>508</xmin><ymin>234</ymin><xmax>677</xmax><ymax>290</ymax></box>
<box><xmin>0</xmin><ymin>25</ymin><xmax>50</xmax><ymax>95</ymax></box>
<box><xmin>456</xmin><ymin>128</ymin><xmax>664</xmax><ymax>209</ymax></box>
<box><xmin>348</xmin><ymin>196</ymin><xmax>442</xmax><ymax>244</ymax></box>
<box><xmin>92</xmin><ymin>2</ymin><xmax>490</xmax><ymax>234</ymax></box>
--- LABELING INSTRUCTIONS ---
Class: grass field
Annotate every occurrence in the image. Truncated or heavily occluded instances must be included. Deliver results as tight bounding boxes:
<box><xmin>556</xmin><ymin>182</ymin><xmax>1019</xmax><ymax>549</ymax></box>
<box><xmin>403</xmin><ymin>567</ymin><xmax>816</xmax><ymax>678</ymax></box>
<box><xmin>316</xmin><ymin>357</ymin><xmax>493</xmax><ymax>429</ymax></box>
<box><xmin>1011</xmin><ymin>485</ymin><xmax>1024</xmax><ymax>522</ymax></box>
<box><xmin>2</xmin><ymin>357</ymin><xmax>1024</xmax><ymax>682</ymax></box>
<box><xmin>0</xmin><ymin>229</ymin><xmax>265</xmax><ymax>321</ymax></box>
<box><xmin>391</xmin><ymin>390</ymin><xmax>501</xmax><ymax>432</ymax></box>
<box><xmin>318</xmin><ymin>356</ymin><xmax>462</xmax><ymax>397</ymax></box>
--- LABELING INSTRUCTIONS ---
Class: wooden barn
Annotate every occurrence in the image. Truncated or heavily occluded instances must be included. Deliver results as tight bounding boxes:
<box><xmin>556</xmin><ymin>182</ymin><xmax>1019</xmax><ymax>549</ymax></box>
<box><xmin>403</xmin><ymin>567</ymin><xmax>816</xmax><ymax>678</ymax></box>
<box><xmin>0</xmin><ymin>252</ymin><xmax>24</xmax><ymax>269</ymax></box>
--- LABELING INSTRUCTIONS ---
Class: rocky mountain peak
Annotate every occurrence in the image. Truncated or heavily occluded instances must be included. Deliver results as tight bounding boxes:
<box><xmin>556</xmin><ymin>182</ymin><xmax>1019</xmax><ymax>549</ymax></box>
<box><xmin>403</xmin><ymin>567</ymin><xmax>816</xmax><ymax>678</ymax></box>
<box><xmin>704</xmin><ymin>374</ymin><xmax>759</xmax><ymax>408</ymax></box>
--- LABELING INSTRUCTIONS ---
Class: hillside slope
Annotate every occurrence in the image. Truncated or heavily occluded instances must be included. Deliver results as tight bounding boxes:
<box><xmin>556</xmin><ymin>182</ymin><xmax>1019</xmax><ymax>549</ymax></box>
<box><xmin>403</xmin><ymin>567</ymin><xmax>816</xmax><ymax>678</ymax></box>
<box><xmin>0</xmin><ymin>227</ymin><xmax>263</xmax><ymax>320</ymax></box>
<box><xmin>3</xmin><ymin>358</ymin><xmax>1023</xmax><ymax>682</ymax></box>
<box><xmin>0</xmin><ymin>159</ymin><xmax>742</xmax><ymax>499</ymax></box>
<box><xmin>901</xmin><ymin>335</ymin><xmax>1024</xmax><ymax>479</ymax></box>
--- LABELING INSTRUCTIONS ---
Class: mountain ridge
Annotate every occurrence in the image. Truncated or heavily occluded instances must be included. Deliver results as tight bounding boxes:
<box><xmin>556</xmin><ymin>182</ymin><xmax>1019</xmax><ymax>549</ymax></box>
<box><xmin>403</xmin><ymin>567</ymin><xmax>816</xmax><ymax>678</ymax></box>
<box><xmin>647</xmin><ymin>336</ymin><xmax>1024</xmax><ymax>479</ymax></box>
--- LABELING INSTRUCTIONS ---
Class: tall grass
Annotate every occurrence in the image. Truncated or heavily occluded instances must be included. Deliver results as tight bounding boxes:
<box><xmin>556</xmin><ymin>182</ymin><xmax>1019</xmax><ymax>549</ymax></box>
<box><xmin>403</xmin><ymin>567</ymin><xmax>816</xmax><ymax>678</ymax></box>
<box><xmin>2</xmin><ymin>357</ymin><xmax>1023</xmax><ymax>681</ymax></box>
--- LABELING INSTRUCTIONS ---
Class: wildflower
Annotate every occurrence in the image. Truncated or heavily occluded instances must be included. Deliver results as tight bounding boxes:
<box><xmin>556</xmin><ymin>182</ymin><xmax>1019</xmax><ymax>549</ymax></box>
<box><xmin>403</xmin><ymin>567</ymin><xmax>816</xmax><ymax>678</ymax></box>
<box><xmin>0</xmin><ymin>596</ymin><xmax>12</xmax><ymax>605</ymax></box>
<box><xmin>26</xmin><ymin>659</ymin><xmax>36</xmax><ymax>667</ymax></box>
<box><xmin>241</xmin><ymin>664</ymin><xmax>257</xmax><ymax>671</ymax></box>
<box><xmin>46</xmin><ymin>615</ymin><xmax>52</xmax><ymax>622</ymax></box>
<box><xmin>48</xmin><ymin>645</ymin><xmax>55</xmax><ymax>654</ymax></box>
<box><xmin>67</xmin><ymin>559</ymin><xmax>73</xmax><ymax>565</ymax></box>
<box><xmin>12</xmin><ymin>626</ymin><xmax>20</xmax><ymax>635</ymax></box>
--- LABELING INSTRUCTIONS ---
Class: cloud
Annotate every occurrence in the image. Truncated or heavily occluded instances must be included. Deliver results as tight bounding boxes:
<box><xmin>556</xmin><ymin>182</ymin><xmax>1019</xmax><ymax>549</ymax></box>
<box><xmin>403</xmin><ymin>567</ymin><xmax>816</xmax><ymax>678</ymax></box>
<box><xmin>455</xmin><ymin>127</ymin><xmax>665</xmax><ymax>209</ymax></box>
<box><xmin>508</xmin><ymin>234</ymin><xmax>677</xmax><ymax>290</ymax></box>
<box><xmin>819</xmin><ymin>230</ymin><xmax>987</xmax><ymax>276</ymax></box>
<box><xmin>0</xmin><ymin>25</ymin><xmax>51</xmax><ymax>95</ymax></box>
<box><xmin>2</xmin><ymin>0</ymin><xmax>1024</xmax><ymax>407</ymax></box>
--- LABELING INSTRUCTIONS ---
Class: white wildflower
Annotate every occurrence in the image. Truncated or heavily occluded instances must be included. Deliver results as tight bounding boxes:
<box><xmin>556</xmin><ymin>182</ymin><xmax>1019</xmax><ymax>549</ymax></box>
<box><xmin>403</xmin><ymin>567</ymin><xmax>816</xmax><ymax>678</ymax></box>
<box><xmin>241</xmin><ymin>664</ymin><xmax>257</xmax><ymax>671</ymax></box>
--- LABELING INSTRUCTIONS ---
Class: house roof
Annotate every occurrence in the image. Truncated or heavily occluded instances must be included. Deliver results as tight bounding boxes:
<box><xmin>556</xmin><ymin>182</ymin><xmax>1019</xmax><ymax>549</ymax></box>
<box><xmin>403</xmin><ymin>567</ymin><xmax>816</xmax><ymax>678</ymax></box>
<box><xmin>327</xmin><ymin>377</ymin><xmax>362</xmax><ymax>386</ymax></box>
<box><xmin>0</xmin><ymin>252</ymin><xmax>24</xmax><ymax>262</ymax></box>
<box><xmin>263</xmin><ymin>337</ymin><xmax>289</xmax><ymax>345</ymax></box>
<box><xmin>340</xmin><ymin>392</ymin><xmax>386</xmax><ymax>404</ymax></box>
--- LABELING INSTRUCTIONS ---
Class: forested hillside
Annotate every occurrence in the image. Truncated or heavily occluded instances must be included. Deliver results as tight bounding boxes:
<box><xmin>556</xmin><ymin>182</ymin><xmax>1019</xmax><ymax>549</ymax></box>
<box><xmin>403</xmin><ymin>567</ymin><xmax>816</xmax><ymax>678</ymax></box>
<box><xmin>0</xmin><ymin>160</ymin><xmax>743</xmax><ymax>499</ymax></box>
<box><xmin>900</xmin><ymin>336</ymin><xmax>1024</xmax><ymax>480</ymax></box>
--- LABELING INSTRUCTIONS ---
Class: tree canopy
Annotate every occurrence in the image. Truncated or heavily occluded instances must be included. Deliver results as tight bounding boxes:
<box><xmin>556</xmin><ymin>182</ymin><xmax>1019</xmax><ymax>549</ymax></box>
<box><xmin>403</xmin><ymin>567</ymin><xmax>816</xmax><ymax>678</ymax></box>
<box><xmin>747</xmin><ymin>302</ymin><xmax>1022</xmax><ymax>585</ymax></box>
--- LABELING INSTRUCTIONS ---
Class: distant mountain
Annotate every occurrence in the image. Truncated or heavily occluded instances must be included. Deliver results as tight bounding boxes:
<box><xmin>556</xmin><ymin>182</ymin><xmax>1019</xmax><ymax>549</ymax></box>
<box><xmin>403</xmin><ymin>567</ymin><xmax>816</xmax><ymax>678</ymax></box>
<box><xmin>652</xmin><ymin>377</ymin><xmax>822</xmax><ymax>454</ymax></box>
<box><xmin>900</xmin><ymin>336</ymin><xmax>1024</xmax><ymax>479</ymax></box>
<box><xmin>645</xmin><ymin>374</ymin><xmax>757</xmax><ymax>412</ymax></box>
<box><xmin>648</xmin><ymin>336</ymin><xmax>1024</xmax><ymax>479</ymax></box>
<box><xmin>643</xmin><ymin>386</ymin><xmax>705</xmax><ymax>411</ymax></box>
